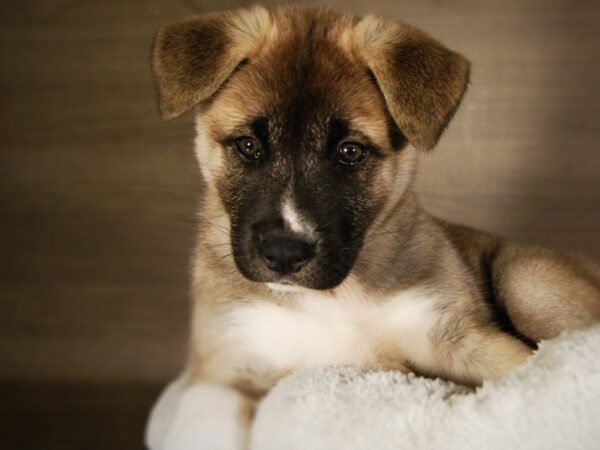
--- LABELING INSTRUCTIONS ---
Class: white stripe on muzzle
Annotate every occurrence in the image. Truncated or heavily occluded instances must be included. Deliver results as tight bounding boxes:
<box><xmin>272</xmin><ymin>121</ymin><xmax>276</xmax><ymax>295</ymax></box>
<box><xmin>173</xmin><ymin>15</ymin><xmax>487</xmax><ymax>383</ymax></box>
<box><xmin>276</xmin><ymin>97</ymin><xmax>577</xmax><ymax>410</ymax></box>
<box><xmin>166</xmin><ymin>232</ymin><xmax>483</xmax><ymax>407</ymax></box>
<box><xmin>281</xmin><ymin>198</ymin><xmax>316</xmax><ymax>240</ymax></box>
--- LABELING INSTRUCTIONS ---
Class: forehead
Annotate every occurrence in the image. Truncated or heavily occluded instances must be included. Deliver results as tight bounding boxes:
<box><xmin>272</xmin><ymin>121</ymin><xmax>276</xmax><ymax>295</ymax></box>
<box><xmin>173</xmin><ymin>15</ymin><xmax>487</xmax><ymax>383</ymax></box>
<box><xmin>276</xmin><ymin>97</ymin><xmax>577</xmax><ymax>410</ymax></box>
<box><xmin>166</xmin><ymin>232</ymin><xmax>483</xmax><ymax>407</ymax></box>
<box><xmin>203</xmin><ymin>11</ymin><xmax>391</xmax><ymax>149</ymax></box>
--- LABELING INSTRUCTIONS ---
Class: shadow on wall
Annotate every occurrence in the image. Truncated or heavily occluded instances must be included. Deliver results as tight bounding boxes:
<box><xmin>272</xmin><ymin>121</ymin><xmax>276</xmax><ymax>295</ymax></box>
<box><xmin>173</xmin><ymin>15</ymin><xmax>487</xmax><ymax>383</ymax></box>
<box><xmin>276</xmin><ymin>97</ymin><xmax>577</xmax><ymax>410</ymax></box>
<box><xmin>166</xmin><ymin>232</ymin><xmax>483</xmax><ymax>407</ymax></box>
<box><xmin>507</xmin><ymin>7</ymin><xmax>600</xmax><ymax>256</ymax></box>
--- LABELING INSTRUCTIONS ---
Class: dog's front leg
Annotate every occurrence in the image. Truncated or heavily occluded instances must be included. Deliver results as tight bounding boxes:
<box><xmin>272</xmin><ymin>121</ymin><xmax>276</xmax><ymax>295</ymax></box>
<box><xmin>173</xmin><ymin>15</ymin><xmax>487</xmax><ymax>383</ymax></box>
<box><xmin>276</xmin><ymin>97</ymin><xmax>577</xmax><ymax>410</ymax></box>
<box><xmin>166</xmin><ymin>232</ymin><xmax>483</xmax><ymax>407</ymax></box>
<box><xmin>146</xmin><ymin>372</ymin><xmax>255</xmax><ymax>450</ymax></box>
<box><xmin>431</xmin><ymin>327</ymin><xmax>534</xmax><ymax>386</ymax></box>
<box><xmin>449</xmin><ymin>327</ymin><xmax>533</xmax><ymax>386</ymax></box>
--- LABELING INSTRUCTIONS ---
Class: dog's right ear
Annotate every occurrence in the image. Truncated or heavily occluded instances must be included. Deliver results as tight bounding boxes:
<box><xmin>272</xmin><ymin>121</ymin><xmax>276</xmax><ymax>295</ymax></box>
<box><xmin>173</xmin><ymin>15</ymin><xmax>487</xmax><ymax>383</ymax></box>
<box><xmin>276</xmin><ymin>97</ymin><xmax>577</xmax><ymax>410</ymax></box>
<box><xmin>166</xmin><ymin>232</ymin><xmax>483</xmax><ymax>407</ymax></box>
<box><xmin>151</xmin><ymin>6</ymin><xmax>271</xmax><ymax>119</ymax></box>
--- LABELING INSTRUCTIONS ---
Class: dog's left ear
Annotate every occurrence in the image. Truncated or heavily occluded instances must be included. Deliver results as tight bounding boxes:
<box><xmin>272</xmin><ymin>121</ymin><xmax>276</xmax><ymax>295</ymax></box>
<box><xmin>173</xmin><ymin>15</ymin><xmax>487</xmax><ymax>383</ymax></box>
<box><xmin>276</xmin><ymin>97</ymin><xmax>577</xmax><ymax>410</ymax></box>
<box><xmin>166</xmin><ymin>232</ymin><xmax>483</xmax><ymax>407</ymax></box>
<box><xmin>151</xmin><ymin>6</ymin><xmax>271</xmax><ymax>119</ymax></box>
<box><xmin>350</xmin><ymin>17</ymin><xmax>470</xmax><ymax>151</ymax></box>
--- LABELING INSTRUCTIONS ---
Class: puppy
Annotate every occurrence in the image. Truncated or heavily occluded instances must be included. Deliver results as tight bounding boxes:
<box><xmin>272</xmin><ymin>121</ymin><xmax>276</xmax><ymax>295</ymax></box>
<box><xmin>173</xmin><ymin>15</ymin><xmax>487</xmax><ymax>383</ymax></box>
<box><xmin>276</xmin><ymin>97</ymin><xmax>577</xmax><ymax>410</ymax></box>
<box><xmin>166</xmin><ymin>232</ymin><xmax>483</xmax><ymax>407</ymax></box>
<box><xmin>146</xmin><ymin>6</ymin><xmax>600</xmax><ymax>450</ymax></box>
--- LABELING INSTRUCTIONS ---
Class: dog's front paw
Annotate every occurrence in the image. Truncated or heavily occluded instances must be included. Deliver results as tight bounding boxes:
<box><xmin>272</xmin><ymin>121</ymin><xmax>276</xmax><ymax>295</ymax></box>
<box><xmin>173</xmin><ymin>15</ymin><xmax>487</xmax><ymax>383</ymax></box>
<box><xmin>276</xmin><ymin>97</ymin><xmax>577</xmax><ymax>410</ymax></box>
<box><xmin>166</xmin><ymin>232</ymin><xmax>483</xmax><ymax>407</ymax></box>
<box><xmin>147</xmin><ymin>378</ymin><xmax>251</xmax><ymax>450</ymax></box>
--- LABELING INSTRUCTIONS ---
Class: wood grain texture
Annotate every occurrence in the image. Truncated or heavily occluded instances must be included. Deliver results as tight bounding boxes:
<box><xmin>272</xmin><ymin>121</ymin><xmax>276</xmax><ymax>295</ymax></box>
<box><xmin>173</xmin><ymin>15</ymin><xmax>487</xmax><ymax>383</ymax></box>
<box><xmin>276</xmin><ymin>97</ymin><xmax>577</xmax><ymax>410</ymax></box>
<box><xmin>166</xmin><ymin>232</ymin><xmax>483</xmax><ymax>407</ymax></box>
<box><xmin>1</xmin><ymin>0</ymin><xmax>599</xmax><ymax>383</ymax></box>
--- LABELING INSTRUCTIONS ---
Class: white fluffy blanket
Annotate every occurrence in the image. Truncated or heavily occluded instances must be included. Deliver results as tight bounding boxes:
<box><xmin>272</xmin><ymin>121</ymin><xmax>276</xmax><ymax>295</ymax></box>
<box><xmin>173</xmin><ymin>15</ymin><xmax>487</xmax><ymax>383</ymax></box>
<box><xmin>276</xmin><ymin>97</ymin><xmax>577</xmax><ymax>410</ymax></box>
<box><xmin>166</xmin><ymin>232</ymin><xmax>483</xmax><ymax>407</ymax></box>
<box><xmin>251</xmin><ymin>326</ymin><xmax>600</xmax><ymax>450</ymax></box>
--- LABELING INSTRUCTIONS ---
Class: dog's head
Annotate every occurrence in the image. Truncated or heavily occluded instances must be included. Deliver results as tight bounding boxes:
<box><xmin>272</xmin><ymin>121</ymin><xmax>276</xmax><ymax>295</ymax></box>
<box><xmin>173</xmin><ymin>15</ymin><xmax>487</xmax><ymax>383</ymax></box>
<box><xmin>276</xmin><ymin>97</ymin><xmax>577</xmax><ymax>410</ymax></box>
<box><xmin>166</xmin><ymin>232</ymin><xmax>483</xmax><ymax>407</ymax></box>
<box><xmin>152</xmin><ymin>7</ymin><xmax>469</xmax><ymax>290</ymax></box>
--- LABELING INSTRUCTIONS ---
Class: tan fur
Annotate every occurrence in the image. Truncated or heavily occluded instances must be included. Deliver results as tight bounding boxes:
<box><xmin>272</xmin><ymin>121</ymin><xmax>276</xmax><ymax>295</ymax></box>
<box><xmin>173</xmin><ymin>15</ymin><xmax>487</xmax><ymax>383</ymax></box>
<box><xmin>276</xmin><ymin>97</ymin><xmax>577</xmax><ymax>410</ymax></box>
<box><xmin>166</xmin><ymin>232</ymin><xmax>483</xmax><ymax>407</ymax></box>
<box><xmin>149</xmin><ymin>6</ymin><xmax>600</xmax><ymax>449</ymax></box>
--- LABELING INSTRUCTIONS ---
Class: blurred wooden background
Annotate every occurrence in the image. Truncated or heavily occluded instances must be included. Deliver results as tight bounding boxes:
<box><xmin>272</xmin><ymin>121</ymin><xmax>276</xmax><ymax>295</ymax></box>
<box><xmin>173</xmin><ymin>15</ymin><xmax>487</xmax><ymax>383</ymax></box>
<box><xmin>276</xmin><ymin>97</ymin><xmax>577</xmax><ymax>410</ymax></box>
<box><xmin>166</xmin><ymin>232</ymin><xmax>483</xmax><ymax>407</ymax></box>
<box><xmin>1</xmin><ymin>0</ymin><xmax>599</xmax><ymax>389</ymax></box>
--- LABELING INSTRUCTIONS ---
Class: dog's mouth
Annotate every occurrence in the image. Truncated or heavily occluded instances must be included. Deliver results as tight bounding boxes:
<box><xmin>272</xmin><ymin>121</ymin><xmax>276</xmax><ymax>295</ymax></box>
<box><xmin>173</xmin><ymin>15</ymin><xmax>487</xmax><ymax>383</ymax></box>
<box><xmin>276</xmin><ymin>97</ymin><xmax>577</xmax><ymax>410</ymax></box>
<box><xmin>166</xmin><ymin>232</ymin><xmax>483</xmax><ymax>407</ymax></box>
<box><xmin>229</xmin><ymin>208</ymin><xmax>365</xmax><ymax>290</ymax></box>
<box><xmin>231</xmin><ymin>231</ymin><xmax>357</xmax><ymax>291</ymax></box>
<box><xmin>233</xmin><ymin>244</ymin><xmax>357</xmax><ymax>291</ymax></box>
<box><xmin>265</xmin><ymin>281</ymin><xmax>314</xmax><ymax>293</ymax></box>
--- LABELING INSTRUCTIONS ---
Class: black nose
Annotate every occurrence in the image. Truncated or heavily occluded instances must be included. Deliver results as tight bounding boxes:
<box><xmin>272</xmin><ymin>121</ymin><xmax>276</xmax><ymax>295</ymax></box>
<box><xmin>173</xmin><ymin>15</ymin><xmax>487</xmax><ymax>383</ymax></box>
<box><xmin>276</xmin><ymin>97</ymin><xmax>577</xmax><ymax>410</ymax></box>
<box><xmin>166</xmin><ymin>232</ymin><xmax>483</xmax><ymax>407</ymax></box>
<box><xmin>259</xmin><ymin>233</ymin><xmax>315</xmax><ymax>275</ymax></box>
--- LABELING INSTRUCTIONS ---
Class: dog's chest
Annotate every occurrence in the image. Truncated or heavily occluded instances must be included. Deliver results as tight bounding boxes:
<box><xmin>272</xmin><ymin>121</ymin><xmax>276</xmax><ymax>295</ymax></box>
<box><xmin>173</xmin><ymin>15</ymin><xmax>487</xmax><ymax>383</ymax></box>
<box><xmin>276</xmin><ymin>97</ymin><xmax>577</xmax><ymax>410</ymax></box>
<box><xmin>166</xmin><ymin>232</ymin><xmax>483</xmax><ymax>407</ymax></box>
<box><xmin>220</xmin><ymin>287</ymin><xmax>438</xmax><ymax>378</ymax></box>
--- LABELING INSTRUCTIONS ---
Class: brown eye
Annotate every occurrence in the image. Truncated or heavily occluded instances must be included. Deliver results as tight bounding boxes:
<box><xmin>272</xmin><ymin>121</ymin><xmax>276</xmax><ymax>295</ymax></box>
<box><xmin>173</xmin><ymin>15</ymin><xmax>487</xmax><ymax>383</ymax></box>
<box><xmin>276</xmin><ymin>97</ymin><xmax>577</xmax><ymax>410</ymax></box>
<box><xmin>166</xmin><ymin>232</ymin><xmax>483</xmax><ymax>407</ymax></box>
<box><xmin>235</xmin><ymin>136</ymin><xmax>262</xmax><ymax>160</ymax></box>
<box><xmin>338</xmin><ymin>142</ymin><xmax>368</xmax><ymax>166</ymax></box>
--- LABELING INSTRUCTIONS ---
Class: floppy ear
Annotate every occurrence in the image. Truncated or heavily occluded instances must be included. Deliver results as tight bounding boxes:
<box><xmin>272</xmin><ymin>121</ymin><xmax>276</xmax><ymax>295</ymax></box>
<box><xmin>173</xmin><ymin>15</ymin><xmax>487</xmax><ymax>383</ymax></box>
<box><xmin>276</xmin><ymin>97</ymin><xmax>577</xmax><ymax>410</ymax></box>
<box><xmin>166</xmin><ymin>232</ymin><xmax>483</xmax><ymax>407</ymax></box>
<box><xmin>351</xmin><ymin>17</ymin><xmax>470</xmax><ymax>150</ymax></box>
<box><xmin>151</xmin><ymin>6</ymin><xmax>271</xmax><ymax>119</ymax></box>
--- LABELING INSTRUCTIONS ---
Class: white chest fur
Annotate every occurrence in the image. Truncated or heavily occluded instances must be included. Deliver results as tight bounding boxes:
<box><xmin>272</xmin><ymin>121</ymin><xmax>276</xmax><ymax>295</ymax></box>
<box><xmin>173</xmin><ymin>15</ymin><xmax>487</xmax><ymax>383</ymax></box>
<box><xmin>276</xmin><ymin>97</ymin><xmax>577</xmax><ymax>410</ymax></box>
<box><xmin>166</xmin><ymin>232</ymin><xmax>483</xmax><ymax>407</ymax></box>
<box><xmin>220</xmin><ymin>284</ymin><xmax>439</xmax><ymax>374</ymax></box>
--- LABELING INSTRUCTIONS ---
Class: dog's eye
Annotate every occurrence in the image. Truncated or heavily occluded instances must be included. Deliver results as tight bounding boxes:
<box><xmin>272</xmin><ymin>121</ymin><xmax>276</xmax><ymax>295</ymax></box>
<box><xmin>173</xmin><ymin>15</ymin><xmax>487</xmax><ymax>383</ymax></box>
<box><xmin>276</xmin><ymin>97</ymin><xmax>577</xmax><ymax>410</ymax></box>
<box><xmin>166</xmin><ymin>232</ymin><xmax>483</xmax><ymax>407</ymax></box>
<box><xmin>235</xmin><ymin>137</ymin><xmax>262</xmax><ymax>161</ymax></box>
<box><xmin>337</xmin><ymin>142</ymin><xmax>368</xmax><ymax>167</ymax></box>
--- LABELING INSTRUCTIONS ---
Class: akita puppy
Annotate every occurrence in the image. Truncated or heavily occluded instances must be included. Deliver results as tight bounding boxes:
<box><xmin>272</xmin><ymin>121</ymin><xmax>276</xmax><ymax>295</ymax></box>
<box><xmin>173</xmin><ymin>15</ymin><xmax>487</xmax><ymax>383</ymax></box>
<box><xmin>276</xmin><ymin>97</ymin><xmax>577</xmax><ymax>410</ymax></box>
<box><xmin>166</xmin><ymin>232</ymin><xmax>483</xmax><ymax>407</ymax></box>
<box><xmin>146</xmin><ymin>6</ymin><xmax>600</xmax><ymax>450</ymax></box>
